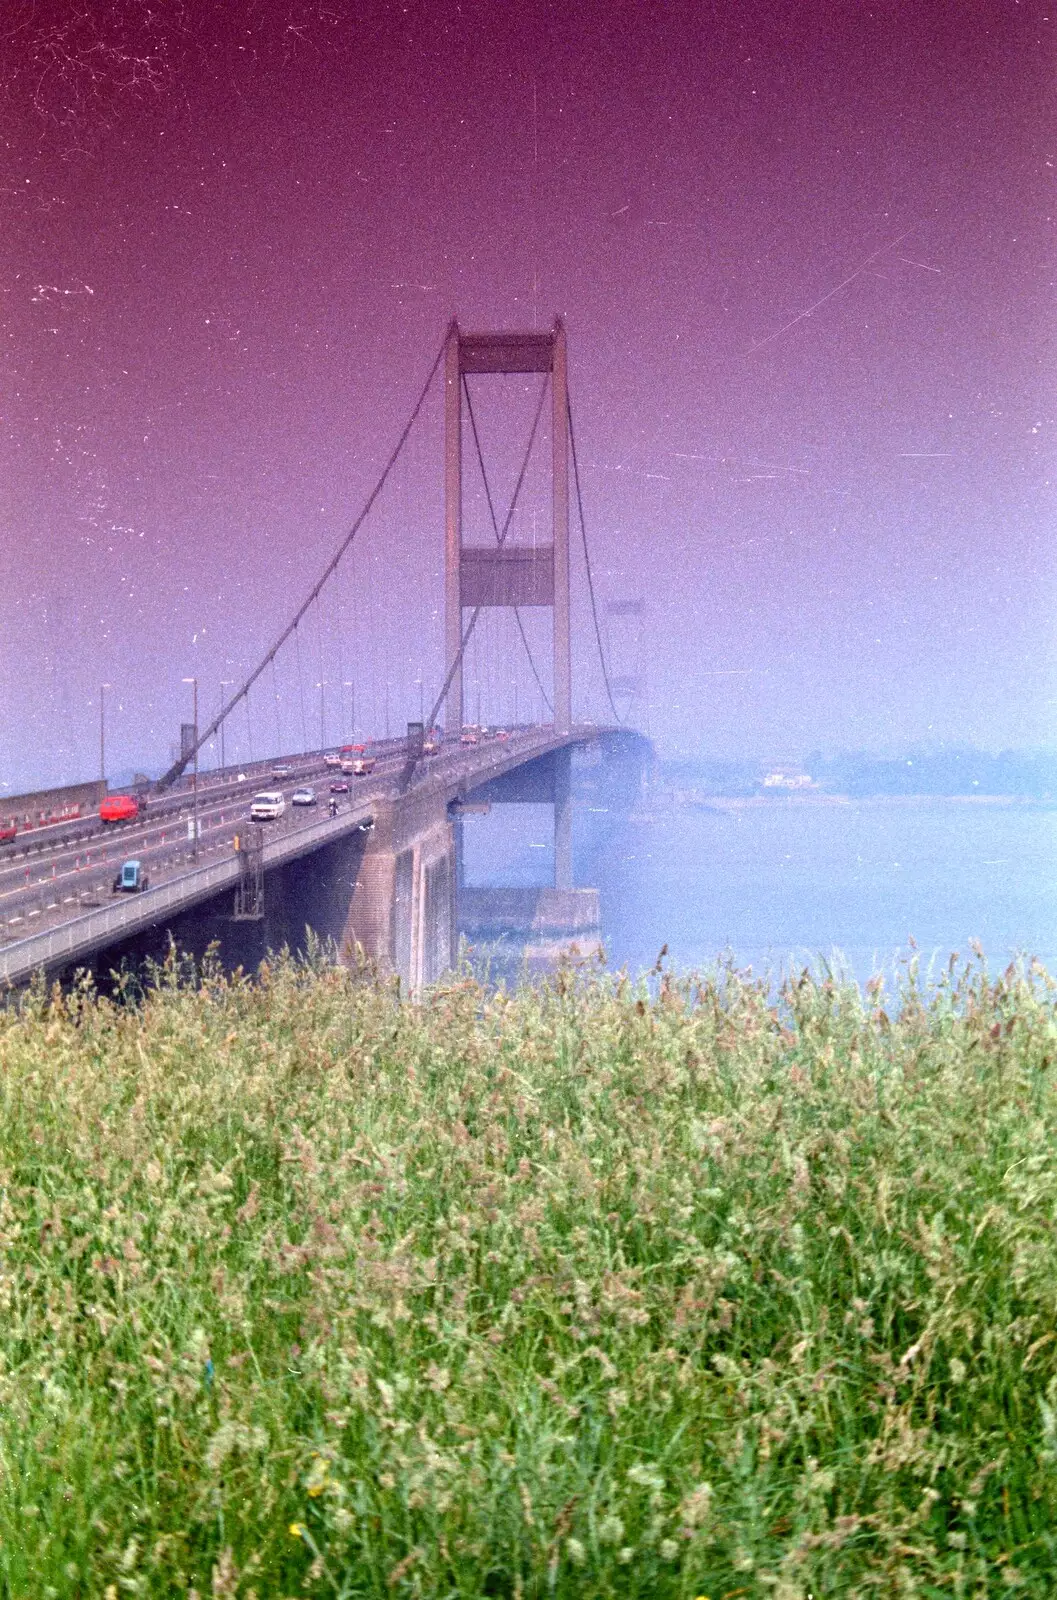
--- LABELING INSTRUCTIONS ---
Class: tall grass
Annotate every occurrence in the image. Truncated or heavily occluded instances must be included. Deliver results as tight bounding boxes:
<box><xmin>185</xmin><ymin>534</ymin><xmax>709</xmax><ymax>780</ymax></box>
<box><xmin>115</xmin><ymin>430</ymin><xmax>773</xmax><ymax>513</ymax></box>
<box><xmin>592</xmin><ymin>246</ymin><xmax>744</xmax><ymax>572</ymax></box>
<box><xmin>1</xmin><ymin>947</ymin><xmax>1056</xmax><ymax>1597</ymax></box>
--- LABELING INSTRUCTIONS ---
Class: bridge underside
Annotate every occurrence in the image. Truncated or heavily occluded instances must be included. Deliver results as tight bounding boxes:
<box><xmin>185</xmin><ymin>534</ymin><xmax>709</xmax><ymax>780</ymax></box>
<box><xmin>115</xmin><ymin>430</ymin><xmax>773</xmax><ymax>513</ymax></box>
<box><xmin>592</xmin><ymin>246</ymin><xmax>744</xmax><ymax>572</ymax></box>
<box><xmin>71</xmin><ymin>804</ymin><xmax>455</xmax><ymax>996</ymax></box>
<box><xmin>7</xmin><ymin>730</ymin><xmax>650</xmax><ymax>996</ymax></box>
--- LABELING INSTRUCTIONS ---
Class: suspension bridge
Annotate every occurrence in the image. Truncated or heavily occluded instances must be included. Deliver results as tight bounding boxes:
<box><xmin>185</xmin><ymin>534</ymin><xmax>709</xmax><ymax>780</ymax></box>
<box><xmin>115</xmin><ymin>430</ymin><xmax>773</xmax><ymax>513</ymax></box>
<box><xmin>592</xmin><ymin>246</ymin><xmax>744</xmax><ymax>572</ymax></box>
<box><xmin>1</xmin><ymin>322</ymin><xmax>648</xmax><ymax>992</ymax></box>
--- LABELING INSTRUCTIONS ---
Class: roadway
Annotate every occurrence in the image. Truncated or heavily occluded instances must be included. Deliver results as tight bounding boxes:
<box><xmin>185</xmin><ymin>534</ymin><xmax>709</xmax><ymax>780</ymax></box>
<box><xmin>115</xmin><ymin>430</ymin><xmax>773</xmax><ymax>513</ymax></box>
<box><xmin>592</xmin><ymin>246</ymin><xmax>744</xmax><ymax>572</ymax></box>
<box><xmin>0</xmin><ymin>726</ymin><xmax>583</xmax><ymax>975</ymax></box>
<box><xmin>0</xmin><ymin>738</ymin><xmax>416</xmax><ymax>945</ymax></box>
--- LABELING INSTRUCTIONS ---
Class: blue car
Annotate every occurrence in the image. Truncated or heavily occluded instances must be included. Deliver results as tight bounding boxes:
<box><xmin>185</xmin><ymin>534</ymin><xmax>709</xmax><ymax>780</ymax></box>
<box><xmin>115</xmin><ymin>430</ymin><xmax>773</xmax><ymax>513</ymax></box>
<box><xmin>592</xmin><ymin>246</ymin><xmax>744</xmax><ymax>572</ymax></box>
<box><xmin>112</xmin><ymin>859</ymin><xmax>149</xmax><ymax>893</ymax></box>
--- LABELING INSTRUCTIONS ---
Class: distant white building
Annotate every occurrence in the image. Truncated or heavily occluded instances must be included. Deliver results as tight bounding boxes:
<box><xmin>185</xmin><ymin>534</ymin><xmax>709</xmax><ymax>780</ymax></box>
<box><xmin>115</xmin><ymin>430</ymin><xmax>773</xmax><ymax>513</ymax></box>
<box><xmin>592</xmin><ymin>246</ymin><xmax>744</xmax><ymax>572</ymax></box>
<box><xmin>762</xmin><ymin>768</ymin><xmax>816</xmax><ymax>790</ymax></box>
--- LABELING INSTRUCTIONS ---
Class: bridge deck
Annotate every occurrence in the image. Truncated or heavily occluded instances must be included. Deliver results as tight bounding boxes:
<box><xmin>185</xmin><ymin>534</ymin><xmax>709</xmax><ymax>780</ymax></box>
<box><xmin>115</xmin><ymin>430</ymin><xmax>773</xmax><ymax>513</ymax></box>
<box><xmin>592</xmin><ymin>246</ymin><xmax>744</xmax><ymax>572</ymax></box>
<box><xmin>0</xmin><ymin>727</ymin><xmax>602</xmax><ymax>988</ymax></box>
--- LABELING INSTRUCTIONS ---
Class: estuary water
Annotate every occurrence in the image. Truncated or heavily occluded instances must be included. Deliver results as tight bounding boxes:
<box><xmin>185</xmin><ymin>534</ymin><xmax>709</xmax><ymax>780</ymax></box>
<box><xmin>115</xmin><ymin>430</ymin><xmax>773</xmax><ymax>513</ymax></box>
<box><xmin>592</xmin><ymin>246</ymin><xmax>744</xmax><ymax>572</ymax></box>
<box><xmin>591</xmin><ymin>798</ymin><xmax>1057</xmax><ymax>987</ymax></box>
<box><xmin>463</xmin><ymin>796</ymin><xmax>1057</xmax><ymax>987</ymax></box>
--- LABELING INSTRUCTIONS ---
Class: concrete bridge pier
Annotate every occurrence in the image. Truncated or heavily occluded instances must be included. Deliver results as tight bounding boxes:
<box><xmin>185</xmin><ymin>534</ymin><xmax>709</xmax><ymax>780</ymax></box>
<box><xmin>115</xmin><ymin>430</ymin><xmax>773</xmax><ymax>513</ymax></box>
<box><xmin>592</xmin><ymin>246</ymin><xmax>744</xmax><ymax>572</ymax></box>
<box><xmin>456</xmin><ymin>743</ymin><xmax>600</xmax><ymax>950</ymax></box>
<box><xmin>0</xmin><ymin>729</ymin><xmax>644</xmax><ymax>995</ymax></box>
<box><xmin>340</xmin><ymin>745</ymin><xmax>580</xmax><ymax>993</ymax></box>
<box><xmin>343</xmin><ymin>796</ymin><xmax>456</xmax><ymax>995</ymax></box>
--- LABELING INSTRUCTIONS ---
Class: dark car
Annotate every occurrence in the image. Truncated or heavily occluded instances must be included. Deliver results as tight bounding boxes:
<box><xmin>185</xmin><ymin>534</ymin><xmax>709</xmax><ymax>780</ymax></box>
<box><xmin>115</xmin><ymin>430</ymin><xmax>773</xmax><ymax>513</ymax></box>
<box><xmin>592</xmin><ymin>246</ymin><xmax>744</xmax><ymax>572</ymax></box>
<box><xmin>329</xmin><ymin>779</ymin><xmax>350</xmax><ymax>793</ymax></box>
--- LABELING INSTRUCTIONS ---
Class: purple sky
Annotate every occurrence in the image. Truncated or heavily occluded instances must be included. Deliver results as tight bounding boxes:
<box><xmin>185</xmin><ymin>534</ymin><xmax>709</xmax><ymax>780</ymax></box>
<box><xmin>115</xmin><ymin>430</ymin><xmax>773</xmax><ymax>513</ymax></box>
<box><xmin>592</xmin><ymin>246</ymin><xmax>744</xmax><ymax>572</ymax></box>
<box><xmin>2</xmin><ymin>0</ymin><xmax>1054</xmax><ymax>791</ymax></box>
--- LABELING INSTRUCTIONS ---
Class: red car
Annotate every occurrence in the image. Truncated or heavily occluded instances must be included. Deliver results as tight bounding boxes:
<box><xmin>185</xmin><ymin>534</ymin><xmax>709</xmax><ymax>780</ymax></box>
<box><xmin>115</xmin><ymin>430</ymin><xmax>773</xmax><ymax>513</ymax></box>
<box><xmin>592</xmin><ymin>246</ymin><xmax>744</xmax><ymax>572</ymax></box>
<box><xmin>100</xmin><ymin>794</ymin><xmax>143</xmax><ymax>824</ymax></box>
<box><xmin>329</xmin><ymin>779</ymin><xmax>350</xmax><ymax>794</ymax></box>
<box><xmin>0</xmin><ymin>820</ymin><xmax>15</xmax><ymax>845</ymax></box>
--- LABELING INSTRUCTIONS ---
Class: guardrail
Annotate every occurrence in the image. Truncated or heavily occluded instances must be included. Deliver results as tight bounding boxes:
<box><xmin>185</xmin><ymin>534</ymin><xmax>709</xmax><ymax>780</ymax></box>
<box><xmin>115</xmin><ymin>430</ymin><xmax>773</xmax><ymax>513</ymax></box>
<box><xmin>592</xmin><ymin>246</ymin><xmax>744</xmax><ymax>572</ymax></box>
<box><xmin>0</xmin><ymin>727</ymin><xmax>597</xmax><ymax>989</ymax></box>
<box><xmin>0</xmin><ymin>800</ymin><xmax>374</xmax><ymax>988</ymax></box>
<box><xmin>0</xmin><ymin>854</ymin><xmax>242</xmax><ymax>986</ymax></box>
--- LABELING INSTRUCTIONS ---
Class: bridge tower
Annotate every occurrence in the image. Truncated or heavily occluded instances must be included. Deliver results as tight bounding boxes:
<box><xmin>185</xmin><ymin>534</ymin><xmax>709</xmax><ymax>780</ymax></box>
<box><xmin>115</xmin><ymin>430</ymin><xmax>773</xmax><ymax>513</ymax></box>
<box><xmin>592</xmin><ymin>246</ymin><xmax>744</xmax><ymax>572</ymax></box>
<box><xmin>444</xmin><ymin>320</ymin><xmax>571</xmax><ymax>738</ymax></box>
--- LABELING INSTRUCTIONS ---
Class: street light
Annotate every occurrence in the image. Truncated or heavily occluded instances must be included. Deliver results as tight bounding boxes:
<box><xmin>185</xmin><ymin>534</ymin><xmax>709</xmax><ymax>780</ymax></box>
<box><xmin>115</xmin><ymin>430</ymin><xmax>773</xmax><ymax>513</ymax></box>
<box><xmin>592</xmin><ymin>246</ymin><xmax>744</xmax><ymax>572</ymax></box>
<box><xmin>343</xmin><ymin>681</ymin><xmax>354</xmax><ymax>739</ymax></box>
<box><xmin>99</xmin><ymin>683</ymin><xmax>111</xmax><ymax>789</ymax></box>
<box><xmin>315</xmin><ymin>680</ymin><xmax>326</xmax><ymax>752</ymax></box>
<box><xmin>182</xmin><ymin>676</ymin><xmax>199</xmax><ymax>862</ymax></box>
<box><xmin>219</xmin><ymin>680</ymin><xmax>233</xmax><ymax>772</ymax></box>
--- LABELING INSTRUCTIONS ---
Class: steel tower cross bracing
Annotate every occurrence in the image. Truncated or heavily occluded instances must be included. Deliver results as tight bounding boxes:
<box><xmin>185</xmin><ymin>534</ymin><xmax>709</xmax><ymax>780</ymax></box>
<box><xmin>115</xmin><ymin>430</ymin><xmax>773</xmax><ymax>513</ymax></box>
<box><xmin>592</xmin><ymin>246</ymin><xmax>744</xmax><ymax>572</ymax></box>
<box><xmin>443</xmin><ymin>320</ymin><xmax>571</xmax><ymax>736</ymax></box>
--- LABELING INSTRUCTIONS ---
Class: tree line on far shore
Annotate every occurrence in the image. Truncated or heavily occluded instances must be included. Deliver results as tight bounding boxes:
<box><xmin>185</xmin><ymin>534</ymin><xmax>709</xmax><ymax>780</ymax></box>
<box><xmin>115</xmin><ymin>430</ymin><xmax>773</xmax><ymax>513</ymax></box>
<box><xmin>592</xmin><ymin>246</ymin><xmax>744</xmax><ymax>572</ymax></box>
<box><xmin>663</xmin><ymin>746</ymin><xmax>1057</xmax><ymax>799</ymax></box>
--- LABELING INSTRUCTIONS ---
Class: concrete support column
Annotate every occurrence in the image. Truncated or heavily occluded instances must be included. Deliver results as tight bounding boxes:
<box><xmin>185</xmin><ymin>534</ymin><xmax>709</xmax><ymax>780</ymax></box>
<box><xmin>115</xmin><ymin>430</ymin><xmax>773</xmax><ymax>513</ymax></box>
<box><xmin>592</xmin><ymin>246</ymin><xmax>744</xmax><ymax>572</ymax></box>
<box><xmin>453</xmin><ymin>816</ymin><xmax>465</xmax><ymax>889</ymax></box>
<box><xmin>552</xmin><ymin>318</ymin><xmax>571</xmax><ymax>736</ymax></box>
<box><xmin>346</xmin><ymin>799</ymin><xmax>457</xmax><ymax>995</ymax></box>
<box><xmin>448</xmin><ymin>837</ymin><xmax>459</xmax><ymax>974</ymax></box>
<box><xmin>343</xmin><ymin>804</ymin><xmax>398</xmax><ymax>971</ymax></box>
<box><xmin>444</xmin><ymin>322</ymin><xmax>463</xmax><ymax>734</ymax></box>
<box><xmin>407</xmin><ymin>827</ymin><xmax>458</xmax><ymax>995</ymax></box>
<box><xmin>411</xmin><ymin>843</ymin><xmax>426</xmax><ymax>995</ymax></box>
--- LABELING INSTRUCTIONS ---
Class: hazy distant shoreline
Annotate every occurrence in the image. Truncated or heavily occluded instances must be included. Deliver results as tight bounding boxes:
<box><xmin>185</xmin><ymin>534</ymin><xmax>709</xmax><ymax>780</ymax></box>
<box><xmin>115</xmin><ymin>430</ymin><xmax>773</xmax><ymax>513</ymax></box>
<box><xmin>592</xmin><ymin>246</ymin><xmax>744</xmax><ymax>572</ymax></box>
<box><xmin>674</xmin><ymin>791</ymin><xmax>1055</xmax><ymax>812</ymax></box>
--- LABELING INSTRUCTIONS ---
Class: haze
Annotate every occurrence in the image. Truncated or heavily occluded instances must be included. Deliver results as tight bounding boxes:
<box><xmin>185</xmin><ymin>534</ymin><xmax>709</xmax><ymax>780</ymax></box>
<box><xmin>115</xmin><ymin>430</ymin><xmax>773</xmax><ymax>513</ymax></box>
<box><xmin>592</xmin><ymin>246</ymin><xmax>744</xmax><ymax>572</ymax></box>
<box><xmin>2</xmin><ymin>0</ymin><xmax>1054</xmax><ymax>793</ymax></box>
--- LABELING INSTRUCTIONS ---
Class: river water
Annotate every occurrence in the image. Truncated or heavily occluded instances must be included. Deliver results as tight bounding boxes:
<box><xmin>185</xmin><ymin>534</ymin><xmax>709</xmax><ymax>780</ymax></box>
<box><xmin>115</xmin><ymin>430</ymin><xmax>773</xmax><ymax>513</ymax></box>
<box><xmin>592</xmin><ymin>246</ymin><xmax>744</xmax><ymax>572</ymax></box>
<box><xmin>463</xmin><ymin>796</ymin><xmax>1057</xmax><ymax>987</ymax></box>
<box><xmin>593</xmin><ymin>798</ymin><xmax>1057</xmax><ymax>986</ymax></box>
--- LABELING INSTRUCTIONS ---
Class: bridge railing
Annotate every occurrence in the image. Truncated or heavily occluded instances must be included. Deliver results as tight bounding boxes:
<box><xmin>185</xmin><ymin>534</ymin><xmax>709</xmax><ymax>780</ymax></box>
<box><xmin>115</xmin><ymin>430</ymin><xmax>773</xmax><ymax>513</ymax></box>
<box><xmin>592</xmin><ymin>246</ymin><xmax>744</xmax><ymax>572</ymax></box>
<box><xmin>0</xmin><ymin>853</ymin><xmax>244</xmax><ymax>988</ymax></box>
<box><xmin>0</xmin><ymin>796</ymin><xmax>377</xmax><ymax>988</ymax></box>
<box><xmin>0</xmin><ymin>726</ymin><xmax>596</xmax><ymax>989</ymax></box>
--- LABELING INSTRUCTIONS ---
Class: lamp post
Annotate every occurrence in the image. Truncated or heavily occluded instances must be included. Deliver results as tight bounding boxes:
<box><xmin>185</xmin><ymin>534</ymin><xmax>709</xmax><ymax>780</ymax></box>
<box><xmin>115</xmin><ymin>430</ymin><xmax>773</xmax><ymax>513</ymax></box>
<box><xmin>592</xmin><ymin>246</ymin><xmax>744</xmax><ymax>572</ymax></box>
<box><xmin>219</xmin><ymin>680</ymin><xmax>233</xmax><ymax>773</ymax></box>
<box><xmin>99</xmin><ymin>683</ymin><xmax>111</xmax><ymax>789</ymax></box>
<box><xmin>315</xmin><ymin>680</ymin><xmax>326</xmax><ymax>753</ymax></box>
<box><xmin>343</xmin><ymin>681</ymin><xmax>354</xmax><ymax>739</ymax></box>
<box><xmin>182</xmin><ymin>676</ymin><xmax>199</xmax><ymax>862</ymax></box>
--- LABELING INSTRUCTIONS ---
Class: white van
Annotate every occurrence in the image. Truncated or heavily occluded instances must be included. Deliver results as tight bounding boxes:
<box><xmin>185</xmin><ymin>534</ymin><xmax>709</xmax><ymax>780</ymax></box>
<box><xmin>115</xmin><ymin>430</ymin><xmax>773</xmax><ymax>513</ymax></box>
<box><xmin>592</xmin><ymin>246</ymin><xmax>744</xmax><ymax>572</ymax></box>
<box><xmin>250</xmin><ymin>790</ymin><xmax>286</xmax><ymax>821</ymax></box>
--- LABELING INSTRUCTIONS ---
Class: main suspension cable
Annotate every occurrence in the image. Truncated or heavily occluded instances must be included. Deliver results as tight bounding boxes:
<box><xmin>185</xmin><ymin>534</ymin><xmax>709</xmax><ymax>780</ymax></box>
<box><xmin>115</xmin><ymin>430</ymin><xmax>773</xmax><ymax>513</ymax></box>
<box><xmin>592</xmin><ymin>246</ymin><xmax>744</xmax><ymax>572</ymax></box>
<box><xmin>462</xmin><ymin>376</ymin><xmax>554</xmax><ymax>716</ymax></box>
<box><xmin>424</xmin><ymin>372</ymin><xmax>549</xmax><ymax>739</ymax></box>
<box><xmin>156</xmin><ymin>323</ymin><xmax>450</xmax><ymax>789</ymax></box>
<box><xmin>567</xmin><ymin>390</ymin><xmax>625</xmax><ymax>725</ymax></box>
